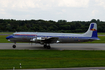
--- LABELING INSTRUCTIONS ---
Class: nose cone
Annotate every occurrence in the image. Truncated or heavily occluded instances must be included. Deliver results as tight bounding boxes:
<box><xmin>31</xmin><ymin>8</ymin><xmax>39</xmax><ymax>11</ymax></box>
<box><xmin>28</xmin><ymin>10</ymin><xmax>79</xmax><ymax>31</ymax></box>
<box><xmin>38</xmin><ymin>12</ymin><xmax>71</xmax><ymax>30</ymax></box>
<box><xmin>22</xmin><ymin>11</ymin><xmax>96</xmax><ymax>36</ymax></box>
<box><xmin>6</xmin><ymin>35</ymin><xmax>14</xmax><ymax>39</ymax></box>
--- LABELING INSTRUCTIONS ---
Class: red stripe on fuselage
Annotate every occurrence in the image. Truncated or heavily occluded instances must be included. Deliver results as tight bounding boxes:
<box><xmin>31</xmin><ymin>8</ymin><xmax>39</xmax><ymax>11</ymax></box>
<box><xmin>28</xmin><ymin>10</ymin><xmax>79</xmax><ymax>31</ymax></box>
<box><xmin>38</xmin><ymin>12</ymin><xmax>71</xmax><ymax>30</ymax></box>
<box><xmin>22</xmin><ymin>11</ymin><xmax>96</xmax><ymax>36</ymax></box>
<box><xmin>15</xmin><ymin>34</ymin><xmax>37</xmax><ymax>36</ymax></box>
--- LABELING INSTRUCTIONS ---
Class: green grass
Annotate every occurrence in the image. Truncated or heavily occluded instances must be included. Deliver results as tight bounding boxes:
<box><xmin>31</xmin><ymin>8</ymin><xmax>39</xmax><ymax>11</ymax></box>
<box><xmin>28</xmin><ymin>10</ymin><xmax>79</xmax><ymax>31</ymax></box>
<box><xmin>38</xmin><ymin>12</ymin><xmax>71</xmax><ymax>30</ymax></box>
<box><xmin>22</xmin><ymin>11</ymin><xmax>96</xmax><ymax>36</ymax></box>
<box><xmin>0</xmin><ymin>35</ymin><xmax>11</xmax><ymax>43</ymax></box>
<box><xmin>0</xmin><ymin>50</ymin><xmax>105</xmax><ymax>69</ymax></box>
<box><xmin>86</xmin><ymin>36</ymin><xmax>105</xmax><ymax>43</ymax></box>
<box><xmin>98</xmin><ymin>33</ymin><xmax>105</xmax><ymax>35</ymax></box>
<box><xmin>0</xmin><ymin>32</ymin><xmax>13</xmax><ymax>34</ymax></box>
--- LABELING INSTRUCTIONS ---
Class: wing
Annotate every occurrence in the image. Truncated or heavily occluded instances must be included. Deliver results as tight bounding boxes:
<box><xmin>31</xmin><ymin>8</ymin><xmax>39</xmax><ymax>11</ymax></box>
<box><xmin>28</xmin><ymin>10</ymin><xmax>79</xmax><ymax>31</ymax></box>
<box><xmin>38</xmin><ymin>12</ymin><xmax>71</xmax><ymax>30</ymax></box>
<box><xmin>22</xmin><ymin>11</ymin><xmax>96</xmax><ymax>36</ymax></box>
<box><xmin>41</xmin><ymin>37</ymin><xmax>59</xmax><ymax>43</ymax></box>
<box><xmin>30</xmin><ymin>37</ymin><xmax>59</xmax><ymax>44</ymax></box>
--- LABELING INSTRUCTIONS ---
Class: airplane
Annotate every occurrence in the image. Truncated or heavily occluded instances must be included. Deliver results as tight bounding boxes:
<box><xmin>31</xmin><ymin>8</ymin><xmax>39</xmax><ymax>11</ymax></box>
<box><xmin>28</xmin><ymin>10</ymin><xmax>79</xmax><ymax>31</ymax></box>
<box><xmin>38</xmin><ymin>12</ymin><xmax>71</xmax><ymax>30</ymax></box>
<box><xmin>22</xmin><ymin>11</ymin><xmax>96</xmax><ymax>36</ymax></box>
<box><xmin>6</xmin><ymin>23</ymin><xmax>100</xmax><ymax>49</ymax></box>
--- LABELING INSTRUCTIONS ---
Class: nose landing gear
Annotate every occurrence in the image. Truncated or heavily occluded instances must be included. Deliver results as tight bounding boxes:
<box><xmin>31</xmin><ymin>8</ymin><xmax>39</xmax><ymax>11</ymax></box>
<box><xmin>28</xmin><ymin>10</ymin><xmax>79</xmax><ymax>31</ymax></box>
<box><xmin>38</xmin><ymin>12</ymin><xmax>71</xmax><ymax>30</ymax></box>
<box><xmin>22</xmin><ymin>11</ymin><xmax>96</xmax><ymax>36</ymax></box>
<box><xmin>13</xmin><ymin>45</ymin><xmax>16</xmax><ymax>48</ymax></box>
<box><xmin>12</xmin><ymin>42</ymin><xmax>16</xmax><ymax>48</ymax></box>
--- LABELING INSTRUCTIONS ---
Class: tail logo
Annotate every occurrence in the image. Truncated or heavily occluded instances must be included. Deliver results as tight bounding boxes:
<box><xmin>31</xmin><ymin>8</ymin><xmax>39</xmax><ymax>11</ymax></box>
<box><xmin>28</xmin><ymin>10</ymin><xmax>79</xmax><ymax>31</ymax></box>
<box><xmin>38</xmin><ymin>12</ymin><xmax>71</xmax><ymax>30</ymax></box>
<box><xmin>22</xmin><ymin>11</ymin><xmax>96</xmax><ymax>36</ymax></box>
<box><xmin>90</xmin><ymin>28</ymin><xmax>97</xmax><ymax>31</ymax></box>
<box><xmin>90</xmin><ymin>24</ymin><xmax>97</xmax><ymax>31</ymax></box>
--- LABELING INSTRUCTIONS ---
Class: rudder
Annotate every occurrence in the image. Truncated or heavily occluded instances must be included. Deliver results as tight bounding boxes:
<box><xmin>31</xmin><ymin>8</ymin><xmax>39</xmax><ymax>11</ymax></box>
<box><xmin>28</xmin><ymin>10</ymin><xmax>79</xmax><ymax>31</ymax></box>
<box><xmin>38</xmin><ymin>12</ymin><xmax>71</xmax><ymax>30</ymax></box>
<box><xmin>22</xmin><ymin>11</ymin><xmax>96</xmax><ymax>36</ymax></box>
<box><xmin>83</xmin><ymin>23</ymin><xmax>98</xmax><ymax>37</ymax></box>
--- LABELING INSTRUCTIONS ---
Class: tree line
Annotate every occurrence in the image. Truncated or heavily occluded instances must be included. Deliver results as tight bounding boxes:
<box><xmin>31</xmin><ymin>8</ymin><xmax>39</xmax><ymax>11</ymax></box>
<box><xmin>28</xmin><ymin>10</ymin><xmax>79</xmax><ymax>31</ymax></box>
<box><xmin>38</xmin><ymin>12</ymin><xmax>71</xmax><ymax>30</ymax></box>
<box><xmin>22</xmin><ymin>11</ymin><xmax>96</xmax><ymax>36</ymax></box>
<box><xmin>0</xmin><ymin>19</ymin><xmax>105</xmax><ymax>33</ymax></box>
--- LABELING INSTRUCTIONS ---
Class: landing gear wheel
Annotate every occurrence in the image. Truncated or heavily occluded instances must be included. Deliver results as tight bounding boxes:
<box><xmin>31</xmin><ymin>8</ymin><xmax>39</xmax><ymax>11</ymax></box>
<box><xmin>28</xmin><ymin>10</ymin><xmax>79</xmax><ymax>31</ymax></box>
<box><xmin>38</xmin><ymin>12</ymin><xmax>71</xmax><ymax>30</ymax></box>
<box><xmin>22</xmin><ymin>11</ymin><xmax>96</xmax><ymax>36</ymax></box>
<box><xmin>13</xmin><ymin>45</ymin><xmax>16</xmax><ymax>48</ymax></box>
<box><xmin>47</xmin><ymin>46</ymin><xmax>51</xmax><ymax>49</ymax></box>
<box><xmin>43</xmin><ymin>44</ymin><xmax>51</xmax><ymax>49</ymax></box>
<box><xmin>44</xmin><ymin>45</ymin><xmax>47</xmax><ymax>48</ymax></box>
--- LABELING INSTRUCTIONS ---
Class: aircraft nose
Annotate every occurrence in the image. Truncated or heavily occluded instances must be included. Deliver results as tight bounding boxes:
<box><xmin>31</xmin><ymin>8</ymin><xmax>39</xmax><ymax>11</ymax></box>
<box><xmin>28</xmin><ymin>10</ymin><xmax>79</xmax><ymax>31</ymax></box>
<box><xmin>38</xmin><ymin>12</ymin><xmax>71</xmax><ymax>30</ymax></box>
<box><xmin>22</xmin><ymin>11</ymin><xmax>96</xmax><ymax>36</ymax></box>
<box><xmin>6</xmin><ymin>35</ymin><xmax>14</xmax><ymax>39</ymax></box>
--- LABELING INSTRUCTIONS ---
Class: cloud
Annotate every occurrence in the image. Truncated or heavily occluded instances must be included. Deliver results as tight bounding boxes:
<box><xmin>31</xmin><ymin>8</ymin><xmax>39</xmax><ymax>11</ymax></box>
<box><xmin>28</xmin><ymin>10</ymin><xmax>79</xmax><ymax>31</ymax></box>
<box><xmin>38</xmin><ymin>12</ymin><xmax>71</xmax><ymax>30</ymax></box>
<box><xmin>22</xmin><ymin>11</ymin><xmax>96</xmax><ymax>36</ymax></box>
<box><xmin>0</xmin><ymin>0</ymin><xmax>37</xmax><ymax>9</ymax></box>
<box><xmin>0</xmin><ymin>0</ymin><xmax>90</xmax><ymax>17</ymax></box>
<box><xmin>92</xmin><ymin>10</ymin><xmax>99</xmax><ymax>16</ymax></box>
<box><xmin>0</xmin><ymin>0</ymin><xmax>105</xmax><ymax>21</ymax></box>
<box><xmin>58</xmin><ymin>0</ymin><xmax>89</xmax><ymax>7</ymax></box>
<box><xmin>0</xmin><ymin>0</ymin><xmax>90</xmax><ymax>9</ymax></box>
<box><xmin>95</xmin><ymin>0</ymin><xmax>105</xmax><ymax>8</ymax></box>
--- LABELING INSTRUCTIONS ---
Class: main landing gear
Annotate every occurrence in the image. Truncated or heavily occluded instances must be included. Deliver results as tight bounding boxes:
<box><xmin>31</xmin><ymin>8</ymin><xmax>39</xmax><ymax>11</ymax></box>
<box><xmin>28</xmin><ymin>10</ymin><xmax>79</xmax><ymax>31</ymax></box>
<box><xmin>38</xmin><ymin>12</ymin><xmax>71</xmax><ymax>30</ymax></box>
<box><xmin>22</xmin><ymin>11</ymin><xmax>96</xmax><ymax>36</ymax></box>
<box><xmin>12</xmin><ymin>43</ymin><xmax>16</xmax><ymax>48</ymax></box>
<box><xmin>43</xmin><ymin>44</ymin><xmax>51</xmax><ymax>49</ymax></box>
<box><xmin>13</xmin><ymin>45</ymin><xmax>16</xmax><ymax>48</ymax></box>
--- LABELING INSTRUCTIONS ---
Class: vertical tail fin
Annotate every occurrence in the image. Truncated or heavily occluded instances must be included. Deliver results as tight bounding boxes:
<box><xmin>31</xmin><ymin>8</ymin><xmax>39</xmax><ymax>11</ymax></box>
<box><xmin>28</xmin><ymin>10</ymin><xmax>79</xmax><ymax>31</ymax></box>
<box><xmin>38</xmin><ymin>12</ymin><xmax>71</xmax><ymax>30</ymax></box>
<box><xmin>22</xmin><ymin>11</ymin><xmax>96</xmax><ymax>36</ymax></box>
<box><xmin>83</xmin><ymin>23</ymin><xmax>98</xmax><ymax>37</ymax></box>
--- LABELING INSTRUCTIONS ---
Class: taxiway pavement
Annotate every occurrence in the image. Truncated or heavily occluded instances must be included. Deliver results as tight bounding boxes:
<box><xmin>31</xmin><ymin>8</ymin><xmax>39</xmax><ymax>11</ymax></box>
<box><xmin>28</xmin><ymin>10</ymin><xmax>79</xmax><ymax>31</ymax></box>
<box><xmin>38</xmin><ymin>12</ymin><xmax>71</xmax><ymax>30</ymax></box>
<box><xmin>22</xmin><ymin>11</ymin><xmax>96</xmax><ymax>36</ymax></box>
<box><xmin>0</xmin><ymin>43</ymin><xmax>105</xmax><ymax>50</ymax></box>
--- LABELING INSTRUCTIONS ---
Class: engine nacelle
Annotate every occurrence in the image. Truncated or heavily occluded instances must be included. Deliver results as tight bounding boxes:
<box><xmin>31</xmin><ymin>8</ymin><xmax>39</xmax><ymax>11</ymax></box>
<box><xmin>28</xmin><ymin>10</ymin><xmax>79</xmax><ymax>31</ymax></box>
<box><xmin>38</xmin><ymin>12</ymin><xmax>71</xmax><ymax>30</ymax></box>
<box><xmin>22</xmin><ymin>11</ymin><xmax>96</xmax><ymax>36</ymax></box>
<box><xmin>30</xmin><ymin>37</ymin><xmax>42</xmax><ymax>42</ymax></box>
<box><xmin>36</xmin><ymin>37</ymin><xmax>42</xmax><ymax>40</ymax></box>
<box><xmin>30</xmin><ymin>38</ymin><xmax>36</xmax><ymax>41</ymax></box>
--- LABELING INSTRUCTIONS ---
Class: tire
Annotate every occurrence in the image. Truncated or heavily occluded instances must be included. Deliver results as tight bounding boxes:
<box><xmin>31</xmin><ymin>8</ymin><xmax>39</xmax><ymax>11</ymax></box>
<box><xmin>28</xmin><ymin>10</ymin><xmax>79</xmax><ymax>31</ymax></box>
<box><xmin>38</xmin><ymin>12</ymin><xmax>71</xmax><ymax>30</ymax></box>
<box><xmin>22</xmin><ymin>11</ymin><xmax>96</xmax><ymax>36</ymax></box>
<box><xmin>13</xmin><ymin>45</ymin><xmax>16</xmax><ymax>48</ymax></box>
<box><xmin>44</xmin><ymin>45</ymin><xmax>47</xmax><ymax>48</ymax></box>
<box><xmin>47</xmin><ymin>46</ymin><xmax>51</xmax><ymax>49</ymax></box>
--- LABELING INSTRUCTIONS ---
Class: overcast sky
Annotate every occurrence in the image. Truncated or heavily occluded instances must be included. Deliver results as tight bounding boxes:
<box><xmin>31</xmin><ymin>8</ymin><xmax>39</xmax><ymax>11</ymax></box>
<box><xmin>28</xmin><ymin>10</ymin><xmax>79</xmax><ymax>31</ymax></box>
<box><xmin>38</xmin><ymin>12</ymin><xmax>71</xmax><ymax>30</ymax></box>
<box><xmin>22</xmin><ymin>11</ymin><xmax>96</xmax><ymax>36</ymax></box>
<box><xmin>0</xmin><ymin>0</ymin><xmax>105</xmax><ymax>21</ymax></box>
